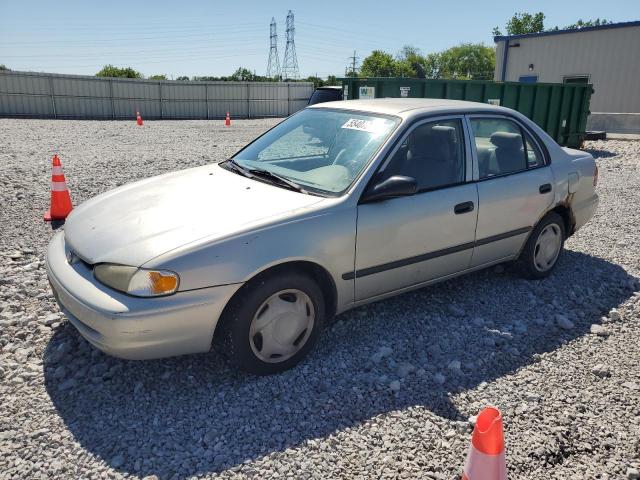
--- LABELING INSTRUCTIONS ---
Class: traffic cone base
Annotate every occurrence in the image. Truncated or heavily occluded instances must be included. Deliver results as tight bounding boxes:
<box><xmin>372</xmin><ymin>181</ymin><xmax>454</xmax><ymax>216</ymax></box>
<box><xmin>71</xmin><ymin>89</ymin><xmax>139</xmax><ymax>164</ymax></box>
<box><xmin>136</xmin><ymin>111</ymin><xmax>143</xmax><ymax>126</ymax></box>
<box><xmin>44</xmin><ymin>155</ymin><xmax>73</xmax><ymax>222</ymax></box>
<box><xmin>225</xmin><ymin>111</ymin><xmax>231</xmax><ymax>126</ymax></box>
<box><xmin>463</xmin><ymin>407</ymin><xmax>507</xmax><ymax>480</ymax></box>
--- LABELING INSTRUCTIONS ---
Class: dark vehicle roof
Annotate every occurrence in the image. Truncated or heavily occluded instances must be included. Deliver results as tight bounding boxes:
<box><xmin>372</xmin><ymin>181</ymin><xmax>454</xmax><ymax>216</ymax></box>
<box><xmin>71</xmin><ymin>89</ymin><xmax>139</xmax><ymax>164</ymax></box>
<box><xmin>308</xmin><ymin>86</ymin><xmax>343</xmax><ymax>106</ymax></box>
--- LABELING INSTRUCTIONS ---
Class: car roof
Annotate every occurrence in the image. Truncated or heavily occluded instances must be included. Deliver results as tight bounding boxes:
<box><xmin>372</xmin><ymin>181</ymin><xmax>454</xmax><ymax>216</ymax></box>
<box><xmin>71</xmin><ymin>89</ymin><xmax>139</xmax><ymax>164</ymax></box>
<box><xmin>308</xmin><ymin>97</ymin><xmax>505</xmax><ymax>117</ymax></box>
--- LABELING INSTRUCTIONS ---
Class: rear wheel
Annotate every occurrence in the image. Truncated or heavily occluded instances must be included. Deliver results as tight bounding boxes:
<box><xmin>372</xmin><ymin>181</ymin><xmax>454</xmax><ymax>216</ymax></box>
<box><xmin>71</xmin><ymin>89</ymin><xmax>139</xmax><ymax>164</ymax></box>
<box><xmin>517</xmin><ymin>212</ymin><xmax>565</xmax><ymax>279</ymax></box>
<box><xmin>220</xmin><ymin>271</ymin><xmax>325</xmax><ymax>375</ymax></box>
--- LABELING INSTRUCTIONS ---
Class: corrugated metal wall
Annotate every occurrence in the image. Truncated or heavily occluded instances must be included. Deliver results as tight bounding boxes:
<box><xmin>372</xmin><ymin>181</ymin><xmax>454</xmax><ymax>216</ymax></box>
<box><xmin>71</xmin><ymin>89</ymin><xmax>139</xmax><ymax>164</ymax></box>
<box><xmin>0</xmin><ymin>70</ymin><xmax>314</xmax><ymax>119</ymax></box>
<box><xmin>493</xmin><ymin>24</ymin><xmax>640</xmax><ymax>113</ymax></box>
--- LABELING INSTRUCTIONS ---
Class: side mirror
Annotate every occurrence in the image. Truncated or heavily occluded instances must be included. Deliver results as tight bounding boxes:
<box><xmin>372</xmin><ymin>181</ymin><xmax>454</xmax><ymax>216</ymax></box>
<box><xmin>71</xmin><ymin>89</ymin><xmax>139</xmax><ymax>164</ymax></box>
<box><xmin>361</xmin><ymin>175</ymin><xmax>417</xmax><ymax>203</ymax></box>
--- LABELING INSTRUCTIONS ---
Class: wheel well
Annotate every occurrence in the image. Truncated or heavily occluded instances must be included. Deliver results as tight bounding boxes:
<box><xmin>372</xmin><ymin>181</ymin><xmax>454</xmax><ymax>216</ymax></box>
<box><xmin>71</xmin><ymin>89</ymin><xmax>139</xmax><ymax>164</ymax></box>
<box><xmin>550</xmin><ymin>205</ymin><xmax>575</xmax><ymax>238</ymax></box>
<box><xmin>214</xmin><ymin>261</ymin><xmax>338</xmax><ymax>341</ymax></box>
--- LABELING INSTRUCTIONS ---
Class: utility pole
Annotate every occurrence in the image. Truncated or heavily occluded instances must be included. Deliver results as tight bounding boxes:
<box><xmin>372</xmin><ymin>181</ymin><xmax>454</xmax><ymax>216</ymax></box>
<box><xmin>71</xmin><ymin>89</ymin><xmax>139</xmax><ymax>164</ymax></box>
<box><xmin>348</xmin><ymin>50</ymin><xmax>359</xmax><ymax>76</ymax></box>
<box><xmin>266</xmin><ymin>17</ymin><xmax>280</xmax><ymax>80</ymax></box>
<box><xmin>281</xmin><ymin>10</ymin><xmax>300</xmax><ymax>80</ymax></box>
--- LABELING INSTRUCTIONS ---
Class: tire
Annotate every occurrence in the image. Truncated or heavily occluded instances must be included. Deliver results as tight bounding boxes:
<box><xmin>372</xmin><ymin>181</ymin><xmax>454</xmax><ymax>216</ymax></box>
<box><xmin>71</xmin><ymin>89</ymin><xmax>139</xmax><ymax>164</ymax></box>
<box><xmin>517</xmin><ymin>212</ymin><xmax>566</xmax><ymax>279</ymax></box>
<box><xmin>219</xmin><ymin>270</ymin><xmax>325</xmax><ymax>375</ymax></box>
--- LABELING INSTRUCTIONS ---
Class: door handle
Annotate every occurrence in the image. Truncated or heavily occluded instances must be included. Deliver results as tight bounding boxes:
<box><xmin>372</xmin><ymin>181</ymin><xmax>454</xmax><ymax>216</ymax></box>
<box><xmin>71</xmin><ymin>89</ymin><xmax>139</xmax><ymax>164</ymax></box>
<box><xmin>454</xmin><ymin>201</ymin><xmax>475</xmax><ymax>214</ymax></box>
<box><xmin>539</xmin><ymin>183</ymin><xmax>552</xmax><ymax>194</ymax></box>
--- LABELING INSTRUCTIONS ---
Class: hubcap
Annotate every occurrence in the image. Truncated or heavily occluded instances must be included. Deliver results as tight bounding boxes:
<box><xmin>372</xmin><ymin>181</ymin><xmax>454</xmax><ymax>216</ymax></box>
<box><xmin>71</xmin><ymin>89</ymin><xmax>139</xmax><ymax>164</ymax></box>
<box><xmin>249</xmin><ymin>289</ymin><xmax>315</xmax><ymax>363</ymax></box>
<box><xmin>533</xmin><ymin>223</ymin><xmax>562</xmax><ymax>272</ymax></box>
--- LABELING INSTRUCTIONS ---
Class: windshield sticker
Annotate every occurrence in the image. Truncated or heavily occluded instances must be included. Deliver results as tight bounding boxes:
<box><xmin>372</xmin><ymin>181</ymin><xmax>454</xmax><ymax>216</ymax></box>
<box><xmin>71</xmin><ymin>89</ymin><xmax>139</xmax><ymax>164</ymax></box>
<box><xmin>341</xmin><ymin>118</ymin><xmax>381</xmax><ymax>133</ymax></box>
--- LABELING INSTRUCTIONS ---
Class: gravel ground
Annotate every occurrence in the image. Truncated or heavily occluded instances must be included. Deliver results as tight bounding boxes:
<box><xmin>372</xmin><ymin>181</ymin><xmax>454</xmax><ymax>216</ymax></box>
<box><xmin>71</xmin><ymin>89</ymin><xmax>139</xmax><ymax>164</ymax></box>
<box><xmin>1</xmin><ymin>119</ymin><xmax>639</xmax><ymax>480</ymax></box>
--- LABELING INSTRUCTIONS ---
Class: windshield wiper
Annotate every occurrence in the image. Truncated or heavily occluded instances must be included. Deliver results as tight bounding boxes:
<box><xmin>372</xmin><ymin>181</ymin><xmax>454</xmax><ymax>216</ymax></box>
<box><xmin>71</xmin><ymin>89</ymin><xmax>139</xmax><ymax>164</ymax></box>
<box><xmin>247</xmin><ymin>168</ymin><xmax>309</xmax><ymax>194</ymax></box>
<box><xmin>223</xmin><ymin>159</ymin><xmax>309</xmax><ymax>194</ymax></box>
<box><xmin>222</xmin><ymin>158</ymin><xmax>252</xmax><ymax>178</ymax></box>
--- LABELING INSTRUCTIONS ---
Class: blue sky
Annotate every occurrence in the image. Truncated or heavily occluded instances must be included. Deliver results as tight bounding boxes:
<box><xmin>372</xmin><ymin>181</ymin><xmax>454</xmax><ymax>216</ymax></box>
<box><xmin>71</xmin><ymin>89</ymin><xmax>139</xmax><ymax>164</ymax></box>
<box><xmin>1</xmin><ymin>0</ymin><xmax>638</xmax><ymax>79</ymax></box>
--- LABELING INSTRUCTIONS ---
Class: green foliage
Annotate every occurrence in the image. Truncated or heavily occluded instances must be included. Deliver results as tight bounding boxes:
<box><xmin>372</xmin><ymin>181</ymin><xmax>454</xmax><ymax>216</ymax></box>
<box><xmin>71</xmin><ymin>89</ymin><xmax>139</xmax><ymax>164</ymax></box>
<box><xmin>230</xmin><ymin>67</ymin><xmax>256</xmax><ymax>81</ymax></box>
<box><xmin>435</xmin><ymin>43</ymin><xmax>495</xmax><ymax>79</ymax></box>
<box><xmin>0</xmin><ymin>64</ymin><xmax>9</xmax><ymax>71</ymax></box>
<box><xmin>95</xmin><ymin>65</ymin><xmax>142</xmax><ymax>78</ymax></box>
<box><xmin>562</xmin><ymin>18</ymin><xmax>613</xmax><ymax>29</ymax></box>
<box><xmin>493</xmin><ymin>12</ymin><xmax>545</xmax><ymax>36</ymax></box>
<box><xmin>494</xmin><ymin>12</ymin><xmax>613</xmax><ymax>36</ymax></box>
<box><xmin>325</xmin><ymin>75</ymin><xmax>338</xmax><ymax>86</ymax></box>
<box><xmin>396</xmin><ymin>45</ymin><xmax>427</xmax><ymax>78</ymax></box>
<box><xmin>360</xmin><ymin>50</ymin><xmax>398</xmax><ymax>77</ymax></box>
<box><xmin>176</xmin><ymin>76</ymin><xmax>190</xmax><ymax>81</ymax></box>
<box><xmin>192</xmin><ymin>76</ymin><xmax>220</xmax><ymax>81</ymax></box>
<box><xmin>148</xmin><ymin>74</ymin><xmax>167</xmax><ymax>80</ymax></box>
<box><xmin>304</xmin><ymin>76</ymin><xmax>324</xmax><ymax>88</ymax></box>
<box><xmin>359</xmin><ymin>43</ymin><xmax>494</xmax><ymax>80</ymax></box>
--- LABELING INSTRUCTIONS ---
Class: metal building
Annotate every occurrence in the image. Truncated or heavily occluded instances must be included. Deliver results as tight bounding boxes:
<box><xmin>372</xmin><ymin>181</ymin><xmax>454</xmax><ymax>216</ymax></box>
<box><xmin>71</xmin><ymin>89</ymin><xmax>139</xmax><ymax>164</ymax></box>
<box><xmin>494</xmin><ymin>21</ymin><xmax>640</xmax><ymax>133</ymax></box>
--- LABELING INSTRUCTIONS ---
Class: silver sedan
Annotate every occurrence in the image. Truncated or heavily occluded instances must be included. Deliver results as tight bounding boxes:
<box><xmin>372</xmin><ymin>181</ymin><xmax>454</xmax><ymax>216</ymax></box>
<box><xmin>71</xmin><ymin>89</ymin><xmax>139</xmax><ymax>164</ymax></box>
<box><xmin>46</xmin><ymin>98</ymin><xmax>599</xmax><ymax>374</ymax></box>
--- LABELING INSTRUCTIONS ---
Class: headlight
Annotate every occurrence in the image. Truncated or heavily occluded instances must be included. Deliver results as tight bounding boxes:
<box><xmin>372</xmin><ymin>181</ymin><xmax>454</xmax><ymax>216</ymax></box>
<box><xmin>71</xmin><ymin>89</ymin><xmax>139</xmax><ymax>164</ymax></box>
<box><xmin>94</xmin><ymin>264</ymin><xmax>179</xmax><ymax>297</ymax></box>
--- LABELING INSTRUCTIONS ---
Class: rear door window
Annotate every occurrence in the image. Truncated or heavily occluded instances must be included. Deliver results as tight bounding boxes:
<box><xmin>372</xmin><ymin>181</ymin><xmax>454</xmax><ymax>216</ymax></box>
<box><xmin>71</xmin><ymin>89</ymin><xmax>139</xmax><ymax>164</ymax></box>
<box><xmin>470</xmin><ymin>118</ymin><xmax>529</xmax><ymax>178</ymax></box>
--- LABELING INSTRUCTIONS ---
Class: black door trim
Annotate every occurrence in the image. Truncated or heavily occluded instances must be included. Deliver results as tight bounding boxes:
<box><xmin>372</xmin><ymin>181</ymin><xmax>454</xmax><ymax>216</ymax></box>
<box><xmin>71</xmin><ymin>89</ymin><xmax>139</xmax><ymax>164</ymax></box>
<box><xmin>342</xmin><ymin>226</ymin><xmax>532</xmax><ymax>280</ymax></box>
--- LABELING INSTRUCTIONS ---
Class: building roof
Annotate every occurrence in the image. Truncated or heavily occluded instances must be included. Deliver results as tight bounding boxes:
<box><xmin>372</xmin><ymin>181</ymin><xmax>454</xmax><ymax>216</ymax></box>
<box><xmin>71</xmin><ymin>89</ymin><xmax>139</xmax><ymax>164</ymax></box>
<box><xmin>493</xmin><ymin>20</ymin><xmax>640</xmax><ymax>42</ymax></box>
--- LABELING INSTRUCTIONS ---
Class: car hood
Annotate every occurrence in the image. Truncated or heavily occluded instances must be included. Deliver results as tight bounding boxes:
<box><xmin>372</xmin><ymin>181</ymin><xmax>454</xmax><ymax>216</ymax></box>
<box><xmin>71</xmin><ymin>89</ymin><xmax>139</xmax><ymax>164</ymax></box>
<box><xmin>64</xmin><ymin>164</ymin><xmax>325</xmax><ymax>266</ymax></box>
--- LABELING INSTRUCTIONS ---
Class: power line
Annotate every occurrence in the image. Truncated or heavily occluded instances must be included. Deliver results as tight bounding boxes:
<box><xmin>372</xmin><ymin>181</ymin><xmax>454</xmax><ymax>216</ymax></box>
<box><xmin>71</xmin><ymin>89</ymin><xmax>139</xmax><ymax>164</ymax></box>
<box><xmin>266</xmin><ymin>17</ymin><xmax>280</xmax><ymax>79</ymax></box>
<box><xmin>281</xmin><ymin>10</ymin><xmax>299</xmax><ymax>80</ymax></box>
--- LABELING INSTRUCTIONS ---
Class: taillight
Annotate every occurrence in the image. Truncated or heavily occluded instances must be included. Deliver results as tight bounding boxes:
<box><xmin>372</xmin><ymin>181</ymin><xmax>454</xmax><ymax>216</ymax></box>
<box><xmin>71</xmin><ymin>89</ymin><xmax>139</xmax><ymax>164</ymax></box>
<box><xmin>593</xmin><ymin>165</ymin><xmax>599</xmax><ymax>187</ymax></box>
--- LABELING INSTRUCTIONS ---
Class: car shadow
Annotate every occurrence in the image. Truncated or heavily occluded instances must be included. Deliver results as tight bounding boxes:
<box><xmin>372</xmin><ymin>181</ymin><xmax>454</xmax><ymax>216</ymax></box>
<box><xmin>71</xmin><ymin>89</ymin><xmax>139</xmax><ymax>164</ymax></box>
<box><xmin>583</xmin><ymin>146</ymin><xmax>618</xmax><ymax>159</ymax></box>
<box><xmin>43</xmin><ymin>249</ymin><xmax>637</xmax><ymax>479</ymax></box>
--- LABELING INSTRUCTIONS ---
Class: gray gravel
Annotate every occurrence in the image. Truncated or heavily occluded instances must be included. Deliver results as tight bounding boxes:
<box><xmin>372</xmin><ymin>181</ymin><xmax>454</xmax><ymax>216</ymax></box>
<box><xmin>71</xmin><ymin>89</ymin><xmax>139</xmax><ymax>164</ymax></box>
<box><xmin>1</xmin><ymin>119</ymin><xmax>639</xmax><ymax>479</ymax></box>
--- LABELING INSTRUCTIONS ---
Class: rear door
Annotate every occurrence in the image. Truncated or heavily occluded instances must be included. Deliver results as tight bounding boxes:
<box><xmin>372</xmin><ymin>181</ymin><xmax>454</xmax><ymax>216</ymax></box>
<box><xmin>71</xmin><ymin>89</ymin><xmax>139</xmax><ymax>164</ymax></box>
<box><xmin>467</xmin><ymin>115</ymin><xmax>554</xmax><ymax>267</ymax></box>
<box><xmin>353</xmin><ymin>116</ymin><xmax>478</xmax><ymax>301</ymax></box>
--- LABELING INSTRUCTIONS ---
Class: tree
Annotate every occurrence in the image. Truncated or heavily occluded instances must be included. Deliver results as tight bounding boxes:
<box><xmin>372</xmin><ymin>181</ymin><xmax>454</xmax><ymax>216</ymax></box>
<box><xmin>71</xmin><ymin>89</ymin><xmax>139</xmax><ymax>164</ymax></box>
<box><xmin>192</xmin><ymin>76</ymin><xmax>221</xmax><ymax>81</ymax></box>
<box><xmin>230</xmin><ymin>67</ymin><xmax>256</xmax><ymax>81</ymax></box>
<box><xmin>176</xmin><ymin>76</ymin><xmax>190</xmax><ymax>81</ymax></box>
<box><xmin>563</xmin><ymin>18</ymin><xmax>613</xmax><ymax>29</ymax></box>
<box><xmin>426</xmin><ymin>43</ymin><xmax>495</xmax><ymax>80</ymax></box>
<box><xmin>0</xmin><ymin>64</ymin><xmax>9</xmax><ymax>71</ymax></box>
<box><xmin>304</xmin><ymin>76</ymin><xmax>325</xmax><ymax>88</ymax></box>
<box><xmin>148</xmin><ymin>74</ymin><xmax>167</xmax><ymax>80</ymax></box>
<box><xmin>493</xmin><ymin>12</ymin><xmax>545</xmax><ymax>36</ymax></box>
<box><xmin>96</xmin><ymin>65</ymin><xmax>142</xmax><ymax>78</ymax></box>
<box><xmin>360</xmin><ymin>50</ymin><xmax>398</xmax><ymax>77</ymax></box>
<box><xmin>325</xmin><ymin>75</ymin><xmax>338</xmax><ymax>86</ymax></box>
<box><xmin>396</xmin><ymin>45</ymin><xmax>427</xmax><ymax>78</ymax></box>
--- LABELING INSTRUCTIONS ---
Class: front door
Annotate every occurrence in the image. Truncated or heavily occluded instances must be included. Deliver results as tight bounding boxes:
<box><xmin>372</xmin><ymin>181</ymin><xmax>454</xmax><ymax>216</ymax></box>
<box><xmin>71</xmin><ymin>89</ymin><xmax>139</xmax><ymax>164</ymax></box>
<box><xmin>353</xmin><ymin>117</ymin><xmax>479</xmax><ymax>301</ymax></box>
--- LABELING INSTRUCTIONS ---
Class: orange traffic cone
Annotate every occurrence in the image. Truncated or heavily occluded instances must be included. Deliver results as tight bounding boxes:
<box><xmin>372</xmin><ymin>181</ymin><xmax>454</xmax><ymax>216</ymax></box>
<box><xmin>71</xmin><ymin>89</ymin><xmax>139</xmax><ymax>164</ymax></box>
<box><xmin>44</xmin><ymin>154</ymin><xmax>73</xmax><ymax>221</ymax></box>
<box><xmin>462</xmin><ymin>407</ymin><xmax>507</xmax><ymax>480</ymax></box>
<box><xmin>136</xmin><ymin>111</ymin><xmax>143</xmax><ymax>126</ymax></box>
<box><xmin>225</xmin><ymin>111</ymin><xmax>231</xmax><ymax>126</ymax></box>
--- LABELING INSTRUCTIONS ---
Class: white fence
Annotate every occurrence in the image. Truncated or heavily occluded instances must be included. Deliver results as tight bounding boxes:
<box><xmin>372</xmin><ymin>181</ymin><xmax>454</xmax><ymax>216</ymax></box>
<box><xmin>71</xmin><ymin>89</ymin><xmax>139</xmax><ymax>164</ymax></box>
<box><xmin>0</xmin><ymin>70</ymin><xmax>313</xmax><ymax>119</ymax></box>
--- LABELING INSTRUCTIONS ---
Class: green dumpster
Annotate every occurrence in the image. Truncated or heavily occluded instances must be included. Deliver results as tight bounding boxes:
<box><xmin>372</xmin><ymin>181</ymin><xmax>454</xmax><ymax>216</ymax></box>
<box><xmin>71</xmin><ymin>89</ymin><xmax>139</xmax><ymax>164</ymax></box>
<box><xmin>339</xmin><ymin>77</ymin><xmax>593</xmax><ymax>148</ymax></box>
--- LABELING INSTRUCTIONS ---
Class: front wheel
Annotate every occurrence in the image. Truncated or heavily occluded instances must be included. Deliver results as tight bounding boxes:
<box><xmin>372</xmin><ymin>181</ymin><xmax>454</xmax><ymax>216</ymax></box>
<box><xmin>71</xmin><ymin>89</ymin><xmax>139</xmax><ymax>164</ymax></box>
<box><xmin>517</xmin><ymin>212</ymin><xmax>565</xmax><ymax>279</ymax></box>
<box><xmin>220</xmin><ymin>271</ymin><xmax>325</xmax><ymax>375</ymax></box>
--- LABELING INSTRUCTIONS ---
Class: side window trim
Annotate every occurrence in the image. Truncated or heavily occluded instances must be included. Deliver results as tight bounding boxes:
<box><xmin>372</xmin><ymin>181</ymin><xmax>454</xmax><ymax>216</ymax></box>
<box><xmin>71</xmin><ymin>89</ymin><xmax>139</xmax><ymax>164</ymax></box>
<box><xmin>466</xmin><ymin>113</ymin><xmax>549</xmax><ymax>182</ymax></box>
<box><xmin>373</xmin><ymin>115</ymin><xmax>470</xmax><ymax>194</ymax></box>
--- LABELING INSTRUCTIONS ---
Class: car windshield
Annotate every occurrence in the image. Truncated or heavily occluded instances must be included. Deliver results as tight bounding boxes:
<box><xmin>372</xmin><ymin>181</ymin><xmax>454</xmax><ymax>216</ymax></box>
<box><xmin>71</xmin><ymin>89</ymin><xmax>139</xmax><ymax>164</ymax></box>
<box><xmin>231</xmin><ymin>108</ymin><xmax>399</xmax><ymax>195</ymax></box>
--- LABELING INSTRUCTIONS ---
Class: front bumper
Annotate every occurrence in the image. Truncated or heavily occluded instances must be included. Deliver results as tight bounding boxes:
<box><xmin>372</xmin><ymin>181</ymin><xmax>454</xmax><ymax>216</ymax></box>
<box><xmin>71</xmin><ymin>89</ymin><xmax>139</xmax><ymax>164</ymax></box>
<box><xmin>45</xmin><ymin>231</ymin><xmax>242</xmax><ymax>360</ymax></box>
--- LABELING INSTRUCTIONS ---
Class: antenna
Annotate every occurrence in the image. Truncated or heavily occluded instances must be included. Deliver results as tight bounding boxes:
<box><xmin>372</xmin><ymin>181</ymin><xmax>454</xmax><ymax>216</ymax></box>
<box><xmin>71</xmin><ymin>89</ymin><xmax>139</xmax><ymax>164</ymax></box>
<box><xmin>281</xmin><ymin>10</ymin><xmax>300</xmax><ymax>80</ymax></box>
<box><xmin>266</xmin><ymin>17</ymin><xmax>280</xmax><ymax>80</ymax></box>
